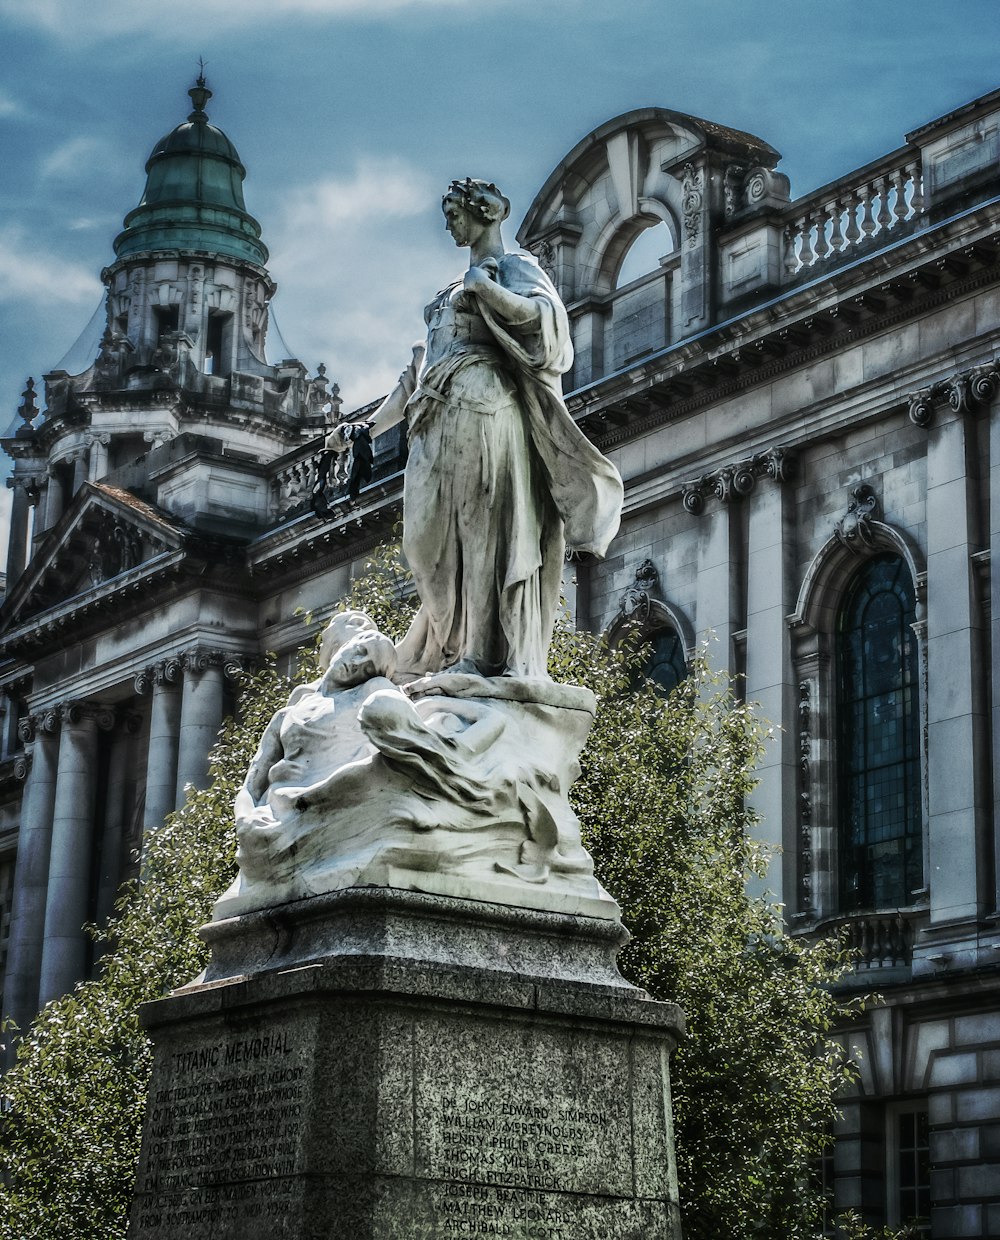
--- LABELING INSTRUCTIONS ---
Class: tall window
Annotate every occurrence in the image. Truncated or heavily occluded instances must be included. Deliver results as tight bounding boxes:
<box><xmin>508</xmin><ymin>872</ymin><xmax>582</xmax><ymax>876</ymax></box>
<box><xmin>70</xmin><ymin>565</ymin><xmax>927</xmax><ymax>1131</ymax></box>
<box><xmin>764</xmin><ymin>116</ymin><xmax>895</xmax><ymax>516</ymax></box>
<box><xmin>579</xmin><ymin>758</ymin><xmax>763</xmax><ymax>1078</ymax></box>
<box><xmin>837</xmin><ymin>555</ymin><xmax>921</xmax><ymax>910</ymax></box>
<box><xmin>640</xmin><ymin>627</ymin><xmax>687</xmax><ymax>697</ymax></box>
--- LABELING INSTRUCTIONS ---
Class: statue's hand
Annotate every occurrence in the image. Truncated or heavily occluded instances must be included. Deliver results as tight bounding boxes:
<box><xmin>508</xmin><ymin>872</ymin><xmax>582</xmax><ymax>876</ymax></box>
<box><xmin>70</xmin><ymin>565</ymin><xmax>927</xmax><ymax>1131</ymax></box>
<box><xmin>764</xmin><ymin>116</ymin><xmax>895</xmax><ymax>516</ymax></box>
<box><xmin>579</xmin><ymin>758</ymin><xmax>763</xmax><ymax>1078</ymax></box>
<box><xmin>464</xmin><ymin>260</ymin><xmax>499</xmax><ymax>294</ymax></box>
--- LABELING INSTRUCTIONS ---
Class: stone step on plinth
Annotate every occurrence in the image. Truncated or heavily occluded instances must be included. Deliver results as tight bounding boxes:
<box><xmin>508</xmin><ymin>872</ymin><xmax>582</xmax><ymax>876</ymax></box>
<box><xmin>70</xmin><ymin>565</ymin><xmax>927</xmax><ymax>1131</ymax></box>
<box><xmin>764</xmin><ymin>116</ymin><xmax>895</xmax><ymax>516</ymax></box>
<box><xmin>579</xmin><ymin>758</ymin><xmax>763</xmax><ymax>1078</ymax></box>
<box><xmin>127</xmin><ymin>888</ymin><xmax>685</xmax><ymax>1240</ymax></box>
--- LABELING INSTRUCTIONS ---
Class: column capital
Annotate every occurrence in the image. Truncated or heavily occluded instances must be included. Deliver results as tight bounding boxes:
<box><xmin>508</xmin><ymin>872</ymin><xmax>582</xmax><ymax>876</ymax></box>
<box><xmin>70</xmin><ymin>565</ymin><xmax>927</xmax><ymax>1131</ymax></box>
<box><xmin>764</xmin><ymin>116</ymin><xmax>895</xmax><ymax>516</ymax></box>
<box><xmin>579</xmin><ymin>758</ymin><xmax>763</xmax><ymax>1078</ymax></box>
<box><xmin>682</xmin><ymin>445</ymin><xmax>795</xmax><ymax>515</ymax></box>
<box><xmin>908</xmin><ymin>361</ymin><xmax>1000</xmax><ymax>428</ymax></box>
<box><xmin>154</xmin><ymin>657</ymin><xmax>183</xmax><ymax>688</ymax></box>
<box><xmin>182</xmin><ymin>646</ymin><xmax>227</xmax><ymax>675</ymax></box>
<box><xmin>62</xmin><ymin>701</ymin><xmax>116</xmax><ymax>731</ymax></box>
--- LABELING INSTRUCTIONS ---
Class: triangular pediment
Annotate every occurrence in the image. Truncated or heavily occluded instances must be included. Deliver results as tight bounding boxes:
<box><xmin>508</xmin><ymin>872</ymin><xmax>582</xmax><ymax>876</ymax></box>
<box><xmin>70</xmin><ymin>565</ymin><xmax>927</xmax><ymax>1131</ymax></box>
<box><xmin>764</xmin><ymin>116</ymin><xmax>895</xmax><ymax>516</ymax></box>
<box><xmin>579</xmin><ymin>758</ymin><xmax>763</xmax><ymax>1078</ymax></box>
<box><xmin>0</xmin><ymin>483</ymin><xmax>189</xmax><ymax>634</ymax></box>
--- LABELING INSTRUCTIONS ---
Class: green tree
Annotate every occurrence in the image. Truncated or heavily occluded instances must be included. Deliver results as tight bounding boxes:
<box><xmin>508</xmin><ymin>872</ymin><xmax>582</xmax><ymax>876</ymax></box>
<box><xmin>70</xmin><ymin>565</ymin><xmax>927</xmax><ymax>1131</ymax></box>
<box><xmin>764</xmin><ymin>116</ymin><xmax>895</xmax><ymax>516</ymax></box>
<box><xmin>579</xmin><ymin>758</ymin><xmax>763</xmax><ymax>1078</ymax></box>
<box><xmin>1</xmin><ymin>544</ymin><xmax>869</xmax><ymax>1238</ymax></box>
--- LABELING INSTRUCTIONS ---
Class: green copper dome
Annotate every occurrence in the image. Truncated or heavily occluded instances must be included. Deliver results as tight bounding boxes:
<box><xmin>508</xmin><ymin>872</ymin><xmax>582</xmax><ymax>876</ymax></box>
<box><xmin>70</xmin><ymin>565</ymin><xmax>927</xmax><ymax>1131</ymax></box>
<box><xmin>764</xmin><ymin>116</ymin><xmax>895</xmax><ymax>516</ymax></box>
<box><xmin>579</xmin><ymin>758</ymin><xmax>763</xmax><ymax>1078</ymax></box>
<box><xmin>113</xmin><ymin>78</ymin><xmax>268</xmax><ymax>266</ymax></box>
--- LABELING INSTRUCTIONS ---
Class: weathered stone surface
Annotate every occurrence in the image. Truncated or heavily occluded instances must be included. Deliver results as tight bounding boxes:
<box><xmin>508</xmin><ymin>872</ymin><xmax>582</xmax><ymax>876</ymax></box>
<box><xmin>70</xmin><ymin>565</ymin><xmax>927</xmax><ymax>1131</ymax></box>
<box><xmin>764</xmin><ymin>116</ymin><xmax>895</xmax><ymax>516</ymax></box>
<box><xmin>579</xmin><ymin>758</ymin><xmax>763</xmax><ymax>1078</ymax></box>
<box><xmin>128</xmin><ymin>892</ymin><xmax>684</xmax><ymax>1240</ymax></box>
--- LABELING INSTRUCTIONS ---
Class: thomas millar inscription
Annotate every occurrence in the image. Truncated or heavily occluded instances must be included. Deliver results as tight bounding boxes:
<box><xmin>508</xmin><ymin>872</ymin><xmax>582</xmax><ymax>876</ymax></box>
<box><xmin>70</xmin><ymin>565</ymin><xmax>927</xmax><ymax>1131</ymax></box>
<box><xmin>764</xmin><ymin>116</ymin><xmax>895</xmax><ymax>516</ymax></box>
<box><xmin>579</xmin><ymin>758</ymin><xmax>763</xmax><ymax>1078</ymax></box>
<box><xmin>131</xmin><ymin>1029</ymin><xmax>304</xmax><ymax>1232</ymax></box>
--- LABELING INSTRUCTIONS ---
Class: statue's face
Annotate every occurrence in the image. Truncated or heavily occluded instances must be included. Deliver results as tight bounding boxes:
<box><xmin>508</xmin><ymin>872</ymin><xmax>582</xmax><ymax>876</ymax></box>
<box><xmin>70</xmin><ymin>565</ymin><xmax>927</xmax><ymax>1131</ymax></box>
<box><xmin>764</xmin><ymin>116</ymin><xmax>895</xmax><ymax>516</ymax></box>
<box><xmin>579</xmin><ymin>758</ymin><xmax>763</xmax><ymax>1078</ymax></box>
<box><xmin>318</xmin><ymin>610</ymin><xmax>375</xmax><ymax>670</ymax></box>
<box><xmin>326</xmin><ymin>634</ymin><xmax>395</xmax><ymax>687</ymax></box>
<box><xmin>443</xmin><ymin>195</ymin><xmax>480</xmax><ymax>248</ymax></box>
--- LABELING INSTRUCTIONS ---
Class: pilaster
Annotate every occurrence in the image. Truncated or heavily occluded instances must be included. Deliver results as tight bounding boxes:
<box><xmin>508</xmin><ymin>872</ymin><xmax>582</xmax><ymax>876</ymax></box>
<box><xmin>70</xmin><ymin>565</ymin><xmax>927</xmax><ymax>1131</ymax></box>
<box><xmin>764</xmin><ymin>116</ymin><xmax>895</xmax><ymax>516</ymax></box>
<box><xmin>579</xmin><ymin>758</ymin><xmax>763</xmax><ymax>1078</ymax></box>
<box><xmin>745</xmin><ymin>477</ymin><xmax>797</xmax><ymax>907</ymax></box>
<box><xmin>918</xmin><ymin>377</ymin><xmax>991</xmax><ymax>933</ymax></box>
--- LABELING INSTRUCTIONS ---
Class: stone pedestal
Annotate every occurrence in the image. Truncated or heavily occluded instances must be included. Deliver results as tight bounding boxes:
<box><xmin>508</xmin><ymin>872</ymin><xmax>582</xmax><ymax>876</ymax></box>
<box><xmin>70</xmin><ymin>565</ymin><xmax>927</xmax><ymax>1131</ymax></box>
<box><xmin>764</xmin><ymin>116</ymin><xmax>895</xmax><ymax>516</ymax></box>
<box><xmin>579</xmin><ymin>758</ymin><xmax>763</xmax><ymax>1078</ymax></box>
<box><xmin>127</xmin><ymin>889</ymin><xmax>684</xmax><ymax>1239</ymax></box>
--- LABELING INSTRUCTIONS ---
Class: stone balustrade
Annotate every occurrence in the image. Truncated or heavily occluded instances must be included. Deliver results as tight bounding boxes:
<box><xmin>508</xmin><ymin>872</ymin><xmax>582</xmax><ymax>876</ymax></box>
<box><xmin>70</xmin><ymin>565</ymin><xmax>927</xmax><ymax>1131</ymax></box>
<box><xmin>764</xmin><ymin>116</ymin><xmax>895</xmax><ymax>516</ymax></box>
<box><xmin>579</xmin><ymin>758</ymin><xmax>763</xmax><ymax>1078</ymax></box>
<box><xmin>813</xmin><ymin>907</ymin><xmax>926</xmax><ymax>971</ymax></box>
<box><xmin>270</xmin><ymin>447</ymin><xmax>321</xmax><ymax>521</ymax></box>
<box><xmin>782</xmin><ymin>148</ymin><xmax>923</xmax><ymax>276</ymax></box>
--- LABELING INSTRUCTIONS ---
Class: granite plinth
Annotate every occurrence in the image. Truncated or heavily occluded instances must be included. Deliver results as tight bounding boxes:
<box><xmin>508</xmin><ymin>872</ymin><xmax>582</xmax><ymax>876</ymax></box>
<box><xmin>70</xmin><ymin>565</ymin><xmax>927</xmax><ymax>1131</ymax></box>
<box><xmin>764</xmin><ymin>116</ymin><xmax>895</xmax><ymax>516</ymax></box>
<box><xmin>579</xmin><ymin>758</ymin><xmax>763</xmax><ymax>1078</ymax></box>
<box><xmin>128</xmin><ymin>890</ymin><xmax>684</xmax><ymax>1240</ymax></box>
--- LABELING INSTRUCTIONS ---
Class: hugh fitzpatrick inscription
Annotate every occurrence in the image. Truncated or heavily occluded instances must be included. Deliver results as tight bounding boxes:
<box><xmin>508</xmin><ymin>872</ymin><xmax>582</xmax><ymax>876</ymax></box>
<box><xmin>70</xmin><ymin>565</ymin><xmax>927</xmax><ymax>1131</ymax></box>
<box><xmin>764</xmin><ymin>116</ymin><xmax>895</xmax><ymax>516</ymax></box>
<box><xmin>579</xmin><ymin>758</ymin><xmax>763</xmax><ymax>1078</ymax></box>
<box><xmin>130</xmin><ymin>1027</ymin><xmax>305</xmax><ymax>1235</ymax></box>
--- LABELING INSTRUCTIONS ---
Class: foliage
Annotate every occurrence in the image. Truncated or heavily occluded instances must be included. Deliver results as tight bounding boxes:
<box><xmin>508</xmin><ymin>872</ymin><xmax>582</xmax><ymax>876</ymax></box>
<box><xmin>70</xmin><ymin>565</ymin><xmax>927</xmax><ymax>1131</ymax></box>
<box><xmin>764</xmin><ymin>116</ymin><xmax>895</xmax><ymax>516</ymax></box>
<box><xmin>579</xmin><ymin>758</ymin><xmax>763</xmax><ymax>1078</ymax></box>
<box><xmin>0</xmin><ymin>543</ymin><xmax>874</xmax><ymax>1238</ymax></box>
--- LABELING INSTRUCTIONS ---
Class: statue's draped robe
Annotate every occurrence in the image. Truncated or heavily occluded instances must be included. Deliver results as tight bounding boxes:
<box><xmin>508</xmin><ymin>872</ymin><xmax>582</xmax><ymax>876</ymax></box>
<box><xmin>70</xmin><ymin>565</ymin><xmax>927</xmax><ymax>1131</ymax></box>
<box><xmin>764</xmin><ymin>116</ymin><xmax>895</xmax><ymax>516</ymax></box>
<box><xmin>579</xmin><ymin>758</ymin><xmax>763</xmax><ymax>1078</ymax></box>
<box><xmin>393</xmin><ymin>252</ymin><xmax>623</xmax><ymax>678</ymax></box>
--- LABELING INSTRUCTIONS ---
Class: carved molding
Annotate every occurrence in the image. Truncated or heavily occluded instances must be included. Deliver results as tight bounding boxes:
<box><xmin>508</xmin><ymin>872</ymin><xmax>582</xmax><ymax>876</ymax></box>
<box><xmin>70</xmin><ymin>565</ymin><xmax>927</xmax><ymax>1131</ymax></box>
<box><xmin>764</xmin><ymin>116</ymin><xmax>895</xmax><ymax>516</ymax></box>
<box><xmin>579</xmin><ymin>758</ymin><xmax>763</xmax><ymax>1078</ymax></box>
<box><xmin>617</xmin><ymin>559</ymin><xmax>660</xmax><ymax>624</ymax></box>
<box><xmin>681</xmin><ymin>163</ymin><xmax>704</xmax><ymax>247</ymax></box>
<box><xmin>833</xmin><ymin>483</ymin><xmax>880</xmax><ymax>553</ymax></box>
<box><xmin>682</xmin><ymin>446</ymin><xmax>794</xmax><ymax>514</ymax></box>
<box><xmin>908</xmin><ymin>361</ymin><xmax>1000</xmax><ymax>428</ymax></box>
<box><xmin>13</xmin><ymin>754</ymin><xmax>31</xmax><ymax>782</ymax></box>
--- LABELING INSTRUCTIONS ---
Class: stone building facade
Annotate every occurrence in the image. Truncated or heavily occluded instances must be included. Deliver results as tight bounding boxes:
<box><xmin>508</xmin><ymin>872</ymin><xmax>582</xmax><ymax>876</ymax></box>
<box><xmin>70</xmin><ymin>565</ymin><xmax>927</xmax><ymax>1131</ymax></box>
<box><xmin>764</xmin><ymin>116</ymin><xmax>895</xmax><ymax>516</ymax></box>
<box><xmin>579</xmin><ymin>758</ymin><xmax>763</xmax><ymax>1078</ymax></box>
<box><xmin>4</xmin><ymin>77</ymin><xmax>1000</xmax><ymax>1236</ymax></box>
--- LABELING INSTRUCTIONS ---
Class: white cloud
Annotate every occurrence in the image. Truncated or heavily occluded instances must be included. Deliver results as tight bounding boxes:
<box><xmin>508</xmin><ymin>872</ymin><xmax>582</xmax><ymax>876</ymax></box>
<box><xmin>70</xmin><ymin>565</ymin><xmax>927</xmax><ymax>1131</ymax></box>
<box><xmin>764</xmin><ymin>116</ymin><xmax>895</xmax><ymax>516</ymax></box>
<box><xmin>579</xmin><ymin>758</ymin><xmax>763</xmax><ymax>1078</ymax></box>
<box><xmin>0</xmin><ymin>90</ymin><xmax>20</xmax><ymax>118</ymax></box>
<box><xmin>0</xmin><ymin>0</ymin><xmax>495</xmax><ymax>39</ymax></box>
<box><xmin>266</xmin><ymin>157</ymin><xmax>457</xmax><ymax>411</ymax></box>
<box><xmin>0</xmin><ymin>228</ymin><xmax>103</xmax><ymax>306</ymax></box>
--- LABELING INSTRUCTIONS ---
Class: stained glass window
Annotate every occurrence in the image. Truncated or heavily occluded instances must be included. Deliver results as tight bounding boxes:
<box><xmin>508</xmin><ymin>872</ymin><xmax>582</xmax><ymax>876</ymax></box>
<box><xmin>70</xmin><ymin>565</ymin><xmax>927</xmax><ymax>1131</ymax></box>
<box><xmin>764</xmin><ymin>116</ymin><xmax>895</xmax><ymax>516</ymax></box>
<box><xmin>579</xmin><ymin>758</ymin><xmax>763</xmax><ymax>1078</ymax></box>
<box><xmin>642</xmin><ymin>628</ymin><xmax>687</xmax><ymax>697</ymax></box>
<box><xmin>837</xmin><ymin>555</ymin><xmax>921</xmax><ymax>910</ymax></box>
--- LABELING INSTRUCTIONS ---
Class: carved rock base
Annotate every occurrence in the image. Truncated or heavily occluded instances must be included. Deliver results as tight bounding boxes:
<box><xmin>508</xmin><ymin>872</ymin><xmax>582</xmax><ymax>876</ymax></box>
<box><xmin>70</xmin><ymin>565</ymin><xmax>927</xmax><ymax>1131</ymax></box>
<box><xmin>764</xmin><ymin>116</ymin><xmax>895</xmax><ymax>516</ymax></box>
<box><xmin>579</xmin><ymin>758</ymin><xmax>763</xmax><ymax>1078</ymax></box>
<box><xmin>217</xmin><ymin>677</ymin><xmax>619</xmax><ymax>923</ymax></box>
<box><xmin>127</xmin><ymin>889</ymin><xmax>684</xmax><ymax>1240</ymax></box>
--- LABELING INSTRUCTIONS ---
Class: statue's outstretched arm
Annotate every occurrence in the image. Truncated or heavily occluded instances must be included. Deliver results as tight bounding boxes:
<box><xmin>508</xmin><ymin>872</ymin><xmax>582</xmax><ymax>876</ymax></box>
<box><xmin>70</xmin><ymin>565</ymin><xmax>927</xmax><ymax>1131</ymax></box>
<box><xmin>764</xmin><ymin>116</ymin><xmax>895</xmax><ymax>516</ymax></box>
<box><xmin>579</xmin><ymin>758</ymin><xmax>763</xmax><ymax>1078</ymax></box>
<box><xmin>369</xmin><ymin>343</ymin><xmax>425</xmax><ymax>437</ymax></box>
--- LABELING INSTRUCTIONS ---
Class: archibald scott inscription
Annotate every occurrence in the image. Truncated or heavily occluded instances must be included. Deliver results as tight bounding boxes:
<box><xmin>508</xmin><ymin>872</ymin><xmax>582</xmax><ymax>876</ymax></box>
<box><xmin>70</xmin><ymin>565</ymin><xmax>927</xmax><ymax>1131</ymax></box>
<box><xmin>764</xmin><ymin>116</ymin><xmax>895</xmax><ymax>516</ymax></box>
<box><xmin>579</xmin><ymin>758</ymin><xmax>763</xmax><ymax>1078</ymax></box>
<box><xmin>131</xmin><ymin>1027</ymin><xmax>305</xmax><ymax>1234</ymax></box>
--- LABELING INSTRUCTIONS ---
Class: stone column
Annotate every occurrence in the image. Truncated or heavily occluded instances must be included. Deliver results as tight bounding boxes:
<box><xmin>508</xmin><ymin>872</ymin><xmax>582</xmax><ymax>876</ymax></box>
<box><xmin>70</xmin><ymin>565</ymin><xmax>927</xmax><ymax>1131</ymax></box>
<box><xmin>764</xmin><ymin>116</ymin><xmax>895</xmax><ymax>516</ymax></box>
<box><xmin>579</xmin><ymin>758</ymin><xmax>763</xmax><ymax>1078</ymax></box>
<box><xmin>142</xmin><ymin>660</ymin><xmax>182</xmax><ymax>834</ymax></box>
<box><xmin>37</xmin><ymin>704</ymin><xmax>111</xmax><ymax>1007</ymax></box>
<box><xmin>2</xmin><ymin>711</ymin><xmax>60</xmax><ymax>1062</ymax></box>
<box><xmin>71</xmin><ymin>450</ymin><xmax>88</xmax><ymax>496</ymax></box>
<box><xmin>174</xmin><ymin>652</ymin><xmax>226</xmax><ymax>808</ymax></box>
<box><xmin>745</xmin><ymin>480</ymin><xmax>797</xmax><ymax>908</ymax></box>
<box><xmin>93</xmin><ymin>714</ymin><xmax>135</xmax><ymax>930</ymax></box>
<box><xmin>5</xmin><ymin>478</ymin><xmax>30</xmax><ymax>583</ymax></box>
<box><xmin>925</xmin><ymin>396</ymin><xmax>989</xmax><ymax>928</ymax></box>
<box><xmin>990</xmin><ymin>385</ymin><xmax>1000</xmax><ymax>912</ymax></box>
<box><xmin>43</xmin><ymin>468</ymin><xmax>64</xmax><ymax>531</ymax></box>
<box><xmin>694</xmin><ymin>501</ymin><xmax>737</xmax><ymax>677</ymax></box>
<box><xmin>86</xmin><ymin>432</ymin><xmax>110</xmax><ymax>482</ymax></box>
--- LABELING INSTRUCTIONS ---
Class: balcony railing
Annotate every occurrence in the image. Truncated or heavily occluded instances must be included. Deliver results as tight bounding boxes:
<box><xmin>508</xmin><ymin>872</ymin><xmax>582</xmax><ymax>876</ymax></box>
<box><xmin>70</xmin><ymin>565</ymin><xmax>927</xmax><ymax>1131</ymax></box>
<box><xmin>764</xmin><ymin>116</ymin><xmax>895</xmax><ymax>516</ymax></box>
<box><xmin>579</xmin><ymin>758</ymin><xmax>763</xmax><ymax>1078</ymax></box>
<box><xmin>783</xmin><ymin>146</ymin><xmax>923</xmax><ymax>277</ymax></box>
<box><xmin>810</xmin><ymin>906</ymin><xmax>926</xmax><ymax>971</ymax></box>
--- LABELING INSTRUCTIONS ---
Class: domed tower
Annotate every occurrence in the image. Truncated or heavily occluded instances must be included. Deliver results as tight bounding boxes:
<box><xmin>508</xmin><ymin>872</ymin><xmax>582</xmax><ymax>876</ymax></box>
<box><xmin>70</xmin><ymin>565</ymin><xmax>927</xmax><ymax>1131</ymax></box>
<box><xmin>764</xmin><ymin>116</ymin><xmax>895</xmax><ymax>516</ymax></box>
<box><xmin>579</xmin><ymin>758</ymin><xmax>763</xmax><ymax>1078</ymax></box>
<box><xmin>106</xmin><ymin>74</ymin><xmax>273</xmax><ymax>379</ymax></box>
<box><xmin>3</xmin><ymin>76</ymin><xmax>331</xmax><ymax>579</ymax></box>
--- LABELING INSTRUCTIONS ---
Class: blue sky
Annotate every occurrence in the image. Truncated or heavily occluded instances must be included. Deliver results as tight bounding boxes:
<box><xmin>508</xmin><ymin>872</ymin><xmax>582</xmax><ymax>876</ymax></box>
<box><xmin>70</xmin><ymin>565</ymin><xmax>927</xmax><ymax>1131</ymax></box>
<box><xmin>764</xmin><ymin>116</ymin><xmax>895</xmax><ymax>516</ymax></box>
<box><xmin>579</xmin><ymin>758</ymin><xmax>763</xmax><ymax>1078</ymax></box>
<box><xmin>1</xmin><ymin>0</ymin><xmax>999</xmax><ymax>525</ymax></box>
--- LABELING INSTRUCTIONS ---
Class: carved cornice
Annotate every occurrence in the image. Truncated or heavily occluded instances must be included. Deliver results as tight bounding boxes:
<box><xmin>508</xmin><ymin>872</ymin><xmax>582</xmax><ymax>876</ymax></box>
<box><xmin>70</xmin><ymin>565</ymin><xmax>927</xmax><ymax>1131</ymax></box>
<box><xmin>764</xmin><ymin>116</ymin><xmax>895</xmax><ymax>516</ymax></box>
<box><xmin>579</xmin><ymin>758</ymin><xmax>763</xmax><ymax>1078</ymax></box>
<box><xmin>682</xmin><ymin>446</ymin><xmax>794</xmax><ymax>514</ymax></box>
<box><xmin>908</xmin><ymin>361</ymin><xmax>1000</xmax><ymax>427</ymax></box>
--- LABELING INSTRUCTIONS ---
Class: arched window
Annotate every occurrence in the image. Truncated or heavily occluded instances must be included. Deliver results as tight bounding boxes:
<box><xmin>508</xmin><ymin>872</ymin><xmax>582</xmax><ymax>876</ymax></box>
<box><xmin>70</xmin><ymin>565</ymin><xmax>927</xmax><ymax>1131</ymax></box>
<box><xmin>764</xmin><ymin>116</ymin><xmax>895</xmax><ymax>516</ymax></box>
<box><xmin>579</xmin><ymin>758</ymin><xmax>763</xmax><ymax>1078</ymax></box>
<box><xmin>642</xmin><ymin>627</ymin><xmax>687</xmax><ymax>697</ymax></box>
<box><xmin>615</xmin><ymin>220</ymin><xmax>674</xmax><ymax>289</ymax></box>
<box><xmin>837</xmin><ymin>555</ymin><xmax>921</xmax><ymax>911</ymax></box>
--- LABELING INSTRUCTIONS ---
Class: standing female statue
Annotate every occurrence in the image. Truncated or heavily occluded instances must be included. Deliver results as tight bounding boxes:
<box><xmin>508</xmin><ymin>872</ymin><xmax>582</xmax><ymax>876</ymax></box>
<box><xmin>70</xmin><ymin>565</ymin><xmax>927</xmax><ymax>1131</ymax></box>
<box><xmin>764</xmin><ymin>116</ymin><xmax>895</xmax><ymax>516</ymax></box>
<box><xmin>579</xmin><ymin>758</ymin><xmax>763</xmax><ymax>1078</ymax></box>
<box><xmin>369</xmin><ymin>178</ymin><xmax>623</xmax><ymax>679</ymax></box>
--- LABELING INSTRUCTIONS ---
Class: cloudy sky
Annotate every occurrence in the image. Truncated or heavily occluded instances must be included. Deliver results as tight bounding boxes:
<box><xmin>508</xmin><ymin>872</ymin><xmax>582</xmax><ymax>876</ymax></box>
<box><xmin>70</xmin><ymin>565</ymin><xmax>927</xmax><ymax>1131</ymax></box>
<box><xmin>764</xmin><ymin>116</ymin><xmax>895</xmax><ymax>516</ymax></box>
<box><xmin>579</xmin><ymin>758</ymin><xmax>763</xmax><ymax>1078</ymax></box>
<box><xmin>1</xmin><ymin>0</ymin><xmax>999</xmax><ymax>504</ymax></box>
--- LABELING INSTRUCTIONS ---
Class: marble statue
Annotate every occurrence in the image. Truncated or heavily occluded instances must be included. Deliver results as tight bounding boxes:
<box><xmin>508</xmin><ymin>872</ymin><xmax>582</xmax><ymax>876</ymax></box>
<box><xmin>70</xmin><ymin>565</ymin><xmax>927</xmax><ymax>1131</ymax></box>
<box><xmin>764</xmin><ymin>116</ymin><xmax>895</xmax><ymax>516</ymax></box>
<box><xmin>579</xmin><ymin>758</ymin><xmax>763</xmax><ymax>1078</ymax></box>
<box><xmin>215</xmin><ymin>182</ymin><xmax>624</xmax><ymax>922</ymax></box>
<box><xmin>218</xmin><ymin>610</ymin><xmax>612</xmax><ymax>918</ymax></box>
<box><xmin>368</xmin><ymin>177</ymin><xmax>623</xmax><ymax>679</ymax></box>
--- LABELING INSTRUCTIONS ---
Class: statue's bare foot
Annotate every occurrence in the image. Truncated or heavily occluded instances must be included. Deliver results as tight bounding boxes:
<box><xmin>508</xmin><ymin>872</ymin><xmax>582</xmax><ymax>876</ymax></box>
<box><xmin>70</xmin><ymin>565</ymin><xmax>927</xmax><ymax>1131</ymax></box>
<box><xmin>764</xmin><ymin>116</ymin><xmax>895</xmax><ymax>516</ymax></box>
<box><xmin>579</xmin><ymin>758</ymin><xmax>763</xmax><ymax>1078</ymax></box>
<box><xmin>441</xmin><ymin>658</ymin><xmax>483</xmax><ymax>675</ymax></box>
